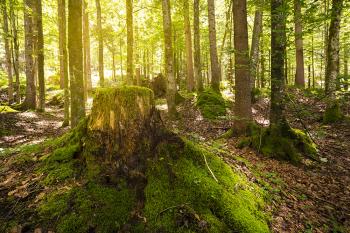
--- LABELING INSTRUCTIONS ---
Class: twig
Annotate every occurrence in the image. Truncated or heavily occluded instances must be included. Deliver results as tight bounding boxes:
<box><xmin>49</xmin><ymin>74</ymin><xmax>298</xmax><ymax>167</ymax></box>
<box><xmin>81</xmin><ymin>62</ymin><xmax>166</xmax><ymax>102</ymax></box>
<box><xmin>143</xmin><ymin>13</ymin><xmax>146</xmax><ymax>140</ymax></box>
<box><xmin>156</xmin><ymin>203</ymin><xmax>190</xmax><ymax>220</ymax></box>
<box><xmin>202</xmin><ymin>153</ymin><xmax>219</xmax><ymax>183</ymax></box>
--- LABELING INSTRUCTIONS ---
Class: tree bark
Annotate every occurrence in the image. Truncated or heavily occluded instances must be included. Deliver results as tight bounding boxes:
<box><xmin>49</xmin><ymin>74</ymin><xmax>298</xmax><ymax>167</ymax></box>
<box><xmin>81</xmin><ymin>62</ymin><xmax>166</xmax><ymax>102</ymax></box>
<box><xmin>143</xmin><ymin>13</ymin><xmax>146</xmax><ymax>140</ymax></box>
<box><xmin>294</xmin><ymin>0</ymin><xmax>305</xmax><ymax>88</ymax></box>
<box><xmin>23</xmin><ymin>0</ymin><xmax>36</xmax><ymax>109</ymax></box>
<box><xmin>36</xmin><ymin>0</ymin><xmax>45</xmax><ymax>111</ymax></box>
<box><xmin>68</xmin><ymin>0</ymin><xmax>85</xmax><ymax>127</ymax></box>
<box><xmin>193</xmin><ymin>0</ymin><xmax>203</xmax><ymax>92</ymax></box>
<box><xmin>126</xmin><ymin>0</ymin><xmax>133</xmax><ymax>84</ymax></box>
<box><xmin>95</xmin><ymin>0</ymin><xmax>104</xmax><ymax>87</ymax></box>
<box><xmin>9</xmin><ymin>0</ymin><xmax>20</xmax><ymax>103</ymax></box>
<box><xmin>250</xmin><ymin>9</ymin><xmax>263</xmax><ymax>90</ymax></box>
<box><xmin>183</xmin><ymin>0</ymin><xmax>195</xmax><ymax>92</ymax></box>
<box><xmin>161</xmin><ymin>0</ymin><xmax>177</xmax><ymax>117</ymax></box>
<box><xmin>233</xmin><ymin>0</ymin><xmax>252</xmax><ymax>134</ymax></box>
<box><xmin>325</xmin><ymin>0</ymin><xmax>343</xmax><ymax>97</ymax></box>
<box><xmin>270</xmin><ymin>0</ymin><xmax>287</xmax><ymax>125</ymax></box>
<box><xmin>1</xmin><ymin>0</ymin><xmax>14</xmax><ymax>104</ymax></box>
<box><xmin>83</xmin><ymin>0</ymin><xmax>92</xmax><ymax>93</ymax></box>
<box><xmin>207</xmin><ymin>0</ymin><xmax>221</xmax><ymax>92</ymax></box>
<box><xmin>58</xmin><ymin>0</ymin><xmax>69</xmax><ymax>126</ymax></box>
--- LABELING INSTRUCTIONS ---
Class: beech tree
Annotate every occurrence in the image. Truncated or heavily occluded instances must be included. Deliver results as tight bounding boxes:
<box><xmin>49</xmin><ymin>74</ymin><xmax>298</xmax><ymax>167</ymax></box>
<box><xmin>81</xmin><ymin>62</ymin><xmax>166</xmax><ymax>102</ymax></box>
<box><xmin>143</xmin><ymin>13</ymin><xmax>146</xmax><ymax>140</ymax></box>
<box><xmin>68</xmin><ymin>0</ymin><xmax>85</xmax><ymax>126</ymax></box>
<box><xmin>23</xmin><ymin>0</ymin><xmax>36</xmax><ymax>109</ymax></box>
<box><xmin>183</xmin><ymin>0</ymin><xmax>195</xmax><ymax>92</ymax></box>
<box><xmin>126</xmin><ymin>0</ymin><xmax>133</xmax><ymax>83</ymax></box>
<box><xmin>36</xmin><ymin>0</ymin><xmax>45</xmax><ymax>111</ymax></box>
<box><xmin>207</xmin><ymin>0</ymin><xmax>221</xmax><ymax>92</ymax></box>
<box><xmin>1</xmin><ymin>0</ymin><xmax>13</xmax><ymax>104</ymax></box>
<box><xmin>294</xmin><ymin>0</ymin><xmax>305</xmax><ymax>87</ymax></box>
<box><xmin>193</xmin><ymin>0</ymin><xmax>203</xmax><ymax>92</ymax></box>
<box><xmin>161</xmin><ymin>0</ymin><xmax>177</xmax><ymax>117</ymax></box>
<box><xmin>233</xmin><ymin>0</ymin><xmax>252</xmax><ymax>134</ymax></box>
<box><xmin>96</xmin><ymin>0</ymin><xmax>104</xmax><ymax>86</ymax></box>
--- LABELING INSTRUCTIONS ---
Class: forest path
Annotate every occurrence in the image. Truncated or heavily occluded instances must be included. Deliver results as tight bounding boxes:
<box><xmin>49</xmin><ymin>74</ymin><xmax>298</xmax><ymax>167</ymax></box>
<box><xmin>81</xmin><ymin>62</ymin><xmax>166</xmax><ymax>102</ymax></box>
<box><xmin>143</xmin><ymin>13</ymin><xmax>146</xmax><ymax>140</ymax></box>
<box><xmin>164</xmin><ymin>92</ymin><xmax>350</xmax><ymax>233</ymax></box>
<box><xmin>0</xmin><ymin>107</ymin><xmax>68</xmax><ymax>149</ymax></box>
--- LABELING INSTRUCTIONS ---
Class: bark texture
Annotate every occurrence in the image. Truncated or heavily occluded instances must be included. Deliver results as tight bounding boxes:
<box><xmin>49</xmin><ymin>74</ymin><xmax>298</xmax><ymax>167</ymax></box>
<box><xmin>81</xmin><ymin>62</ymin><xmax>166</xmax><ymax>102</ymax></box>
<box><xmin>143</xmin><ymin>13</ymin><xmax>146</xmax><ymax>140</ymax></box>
<box><xmin>207</xmin><ymin>0</ymin><xmax>221</xmax><ymax>92</ymax></box>
<box><xmin>83</xmin><ymin>0</ymin><xmax>92</xmax><ymax>93</ymax></box>
<box><xmin>96</xmin><ymin>0</ymin><xmax>104</xmax><ymax>87</ymax></box>
<box><xmin>270</xmin><ymin>0</ymin><xmax>287</xmax><ymax>125</ymax></box>
<box><xmin>193</xmin><ymin>0</ymin><xmax>203</xmax><ymax>92</ymax></box>
<box><xmin>294</xmin><ymin>0</ymin><xmax>305</xmax><ymax>88</ymax></box>
<box><xmin>325</xmin><ymin>0</ymin><xmax>343</xmax><ymax>97</ymax></box>
<box><xmin>24</xmin><ymin>0</ymin><xmax>36</xmax><ymax>109</ymax></box>
<box><xmin>126</xmin><ymin>0</ymin><xmax>133</xmax><ymax>84</ymax></box>
<box><xmin>36</xmin><ymin>0</ymin><xmax>45</xmax><ymax>111</ymax></box>
<box><xmin>1</xmin><ymin>1</ymin><xmax>14</xmax><ymax>104</ymax></box>
<box><xmin>233</xmin><ymin>0</ymin><xmax>252</xmax><ymax>134</ymax></box>
<box><xmin>250</xmin><ymin>9</ymin><xmax>263</xmax><ymax>90</ymax></box>
<box><xmin>68</xmin><ymin>0</ymin><xmax>85</xmax><ymax>126</ymax></box>
<box><xmin>183</xmin><ymin>0</ymin><xmax>195</xmax><ymax>92</ymax></box>
<box><xmin>161</xmin><ymin>0</ymin><xmax>177</xmax><ymax>117</ymax></box>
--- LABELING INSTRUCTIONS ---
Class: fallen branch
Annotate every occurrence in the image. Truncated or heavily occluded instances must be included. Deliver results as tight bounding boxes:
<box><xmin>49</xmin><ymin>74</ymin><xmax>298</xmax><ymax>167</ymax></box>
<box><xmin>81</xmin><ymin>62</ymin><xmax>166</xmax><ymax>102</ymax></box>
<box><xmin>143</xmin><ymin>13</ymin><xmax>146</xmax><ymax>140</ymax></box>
<box><xmin>202</xmin><ymin>153</ymin><xmax>219</xmax><ymax>183</ymax></box>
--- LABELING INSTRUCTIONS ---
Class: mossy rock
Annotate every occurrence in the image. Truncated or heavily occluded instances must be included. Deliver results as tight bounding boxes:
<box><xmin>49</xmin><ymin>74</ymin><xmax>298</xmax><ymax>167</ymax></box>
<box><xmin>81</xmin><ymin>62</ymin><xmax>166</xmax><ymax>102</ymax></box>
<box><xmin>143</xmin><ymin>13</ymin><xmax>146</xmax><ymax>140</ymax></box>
<box><xmin>196</xmin><ymin>89</ymin><xmax>227</xmax><ymax>120</ymax></box>
<box><xmin>323</xmin><ymin>101</ymin><xmax>343</xmax><ymax>124</ymax></box>
<box><xmin>0</xmin><ymin>105</ymin><xmax>18</xmax><ymax>113</ymax></box>
<box><xmin>151</xmin><ymin>73</ymin><xmax>167</xmax><ymax>98</ymax></box>
<box><xmin>239</xmin><ymin>122</ymin><xmax>317</xmax><ymax>163</ymax></box>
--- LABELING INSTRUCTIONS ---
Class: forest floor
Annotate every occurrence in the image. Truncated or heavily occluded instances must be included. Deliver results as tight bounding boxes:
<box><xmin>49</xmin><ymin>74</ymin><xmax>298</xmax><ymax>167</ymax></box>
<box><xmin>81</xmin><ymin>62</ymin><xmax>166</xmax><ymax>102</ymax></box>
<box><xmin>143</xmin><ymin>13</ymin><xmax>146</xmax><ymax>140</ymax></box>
<box><xmin>0</xmin><ymin>88</ymin><xmax>349</xmax><ymax>232</ymax></box>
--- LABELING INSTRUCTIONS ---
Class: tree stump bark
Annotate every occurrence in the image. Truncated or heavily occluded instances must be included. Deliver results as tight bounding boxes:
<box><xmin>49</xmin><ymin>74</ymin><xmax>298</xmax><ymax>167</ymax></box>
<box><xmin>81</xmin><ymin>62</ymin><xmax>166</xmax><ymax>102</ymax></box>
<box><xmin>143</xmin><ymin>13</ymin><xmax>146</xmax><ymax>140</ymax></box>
<box><xmin>87</xmin><ymin>86</ymin><xmax>155</xmax><ymax>160</ymax></box>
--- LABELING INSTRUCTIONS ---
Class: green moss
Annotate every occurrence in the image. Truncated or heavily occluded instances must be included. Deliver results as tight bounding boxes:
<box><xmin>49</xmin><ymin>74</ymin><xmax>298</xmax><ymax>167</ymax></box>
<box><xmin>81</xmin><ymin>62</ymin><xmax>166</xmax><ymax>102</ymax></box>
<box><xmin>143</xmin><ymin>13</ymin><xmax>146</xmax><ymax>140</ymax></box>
<box><xmin>0</xmin><ymin>106</ymin><xmax>18</xmax><ymax>113</ymax></box>
<box><xmin>39</xmin><ymin>182</ymin><xmax>135</xmax><ymax>233</ymax></box>
<box><xmin>144</xmin><ymin>140</ymin><xmax>269</xmax><ymax>233</ymax></box>
<box><xmin>196</xmin><ymin>89</ymin><xmax>227</xmax><ymax>120</ymax></box>
<box><xmin>241</xmin><ymin>122</ymin><xmax>317</xmax><ymax>163</ymax></box>
<box><xmin>323</xmin><ymin>101</ymin><xmax>343</xmax><ymax>124</ymax></box>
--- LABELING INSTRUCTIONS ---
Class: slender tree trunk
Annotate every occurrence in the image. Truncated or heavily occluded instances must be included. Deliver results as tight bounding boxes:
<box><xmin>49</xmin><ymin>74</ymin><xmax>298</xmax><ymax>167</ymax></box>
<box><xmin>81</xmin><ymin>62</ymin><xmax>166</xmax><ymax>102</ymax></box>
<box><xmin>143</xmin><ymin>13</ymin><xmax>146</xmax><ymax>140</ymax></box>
<box><xmin>311</xmin><ymin>33</ymin><xmax>315</xmax><ymax>88</ymax></box>
<box><xmin>58</xmin><ymin>0</ymin><xmax>69</xmax><ymax>126</ymax></box>
<box><xmin>1</xmin><ymin>1</ymin><xmax>14</xmax><ymax>104</ymax></box>
<box><xmin>193</xmin><ymin>0</ymin><xmax>203</xmax><ymax>92</ymax></box>
<box><xmin>233</xmin><ymin>0</ymin><xmax>252</xmax><ymax>134</ymax></box>
<box><xmin>9</xmin><ymin>0</ymin><xmax>20</xmax><ymax>103</ymax></box>
<box><xmin>325</xmin><ymin>0</ymin><xmax>343</xmax><ymax>97</ymax></box>
<box><xmin>183</xmin><ymin>0</ymin><xmax>195</xmax><ymax>92</ymax></box>
<box><xmin>83</xmin><ymin>0</ymin><xmax>92</xmax><ymax>93</ymax></box>
<box><xmin>95</xmin><ymin>0</ymin><xmax>104</xmax><ymax>86</ymax></box>
<box><xmin>126</xmin><ymin>0</ymin><xmax>133</xmax><ymax>84</ymax></box>
<box><xmin>24</xmin><ymin>0</ymin><xmax>36</xmax><ymax>109</ymax></box>
<box><xmin>250</xmin><ymin>9</ymin><xmax>263</xmax><ymax>90</ymax></box>
<box><xmin>270</xmin><ymin>0</ymin><xmax>287</xmax><ymax>124</ymax></box>
<box><xmin>120</xmin><ymin>37</ymin><xmax>124</xmax><ymax>81</ymax></box>
<box><xmin>36</xmin><ymin>0</ymin><xmax>45</xmax><ymax>111</ymax></box>
<box><xmin>294</xmin><ymin>0</ymin><xmax>305</xmax><ymax>87</ymax></box>
<box><xmin>207</xmin><ymin>0</ymin><xmax>221</xmax><ymax>92</ymax></box>
<box><xmin>68</xmin><ymin>0</ymin><xmax>85</xmax><ymax>127</ymax></box>
<box><xmin>161</xmin><ymin>0</ymin><xmax>177</xmax><ymax>117</ymax></box>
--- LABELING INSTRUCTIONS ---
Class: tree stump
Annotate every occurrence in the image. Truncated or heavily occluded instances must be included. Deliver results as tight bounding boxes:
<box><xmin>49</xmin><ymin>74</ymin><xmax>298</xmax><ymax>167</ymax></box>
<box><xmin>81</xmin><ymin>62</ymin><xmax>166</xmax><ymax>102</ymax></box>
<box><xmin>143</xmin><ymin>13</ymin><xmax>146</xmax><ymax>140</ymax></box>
<box><xmin>85</xmin><ymin>86</ymin><xmax>156</xmax><ymax>176</ymax></box>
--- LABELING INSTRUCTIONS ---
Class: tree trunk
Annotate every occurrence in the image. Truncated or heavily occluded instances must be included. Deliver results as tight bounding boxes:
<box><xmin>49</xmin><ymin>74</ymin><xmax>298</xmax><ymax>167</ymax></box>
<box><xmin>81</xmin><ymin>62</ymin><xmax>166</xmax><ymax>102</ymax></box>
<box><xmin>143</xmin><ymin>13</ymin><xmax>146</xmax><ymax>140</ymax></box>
<box><xmin>95</xmin><ymin>0</ymin><xmax>104</xmax><ymax>87</ymax></box>
<box><xmin>233</xmin><ymin>0</ymin><xmax>252</xmax><ymax>134</ymax></box>
<box><xmin>270</xmin><ymin>0</ymin><xmax>287</xmax><ymax>124</ymax></box>
<box><xmin>325</xmin><ymin>0</ymin><xmax>343</xmax><ymax>97</ymax></box>
<box><xmin>294</xmin><ymin>0</ymin><xmax>305</xmax><ymax>88</ymax></box>
<box><xmin>1</xmin><ymin>1</ymin><xmax>14</xmax><ymax>104</ymax></box>
<box><xmin>193</xmin><ymin>0</ymin><xmax>203</xmax><ymax>92</ymax></box>
<box><xmin>23</xmin><ymin>0</ymin><xmax>36</xmax><ymax>109</ymax></box>
<box><xmin>207</xmin><ymin>0</ymin><xmax>221</xmax><ymax>92</ymax></box>
<box><xmin>161</xmin><ymin>0</ymin><xmax>177</xmax><ymax>117</ymax></box>
<box><xmin>68</xmin><ymin>0</ymin><xmax>85</xmax><ymax>127</ymax></box>
<box><xmin>126</xmin><ymin>0</ymin><xmax>133</xmax><ymax>84</ymax></box>
<box><xmin>58</xmin><ymin>0</ymin><xmax>69</xmax><ymax>126</ymax></box>
<box><xmin>120</xmin><ymin>37</ymin><xmax>124</xmax><ymax>81</ymax></box>
<box><xmin>83</xmin><ymin>0</ymin><xmax>92</xmax><ymax>93</ymax></box>
<box><xmin>36</xmin><ymin>0</ymin><xmax>45</xmax><ymax>111</ymax></box>
<box><xmin>250</xmin><ymin>9</ymin><xmax>263</xmax><ymax>90</ymax></box>
<box><xmin>9</xmin><ymin>0</ymin><xmax>20</xmax><ymax>103</ymax></box>
<box><xmin>183</xmin><ymin>0</ymin><xmax>195</xmax><ymax>92</ymax></box>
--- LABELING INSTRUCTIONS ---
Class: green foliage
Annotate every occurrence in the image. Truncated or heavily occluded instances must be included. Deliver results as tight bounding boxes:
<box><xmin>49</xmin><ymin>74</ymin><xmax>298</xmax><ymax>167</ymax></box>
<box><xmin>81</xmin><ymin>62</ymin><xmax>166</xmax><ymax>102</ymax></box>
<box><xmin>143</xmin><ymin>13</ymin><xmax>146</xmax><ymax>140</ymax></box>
<box><xmin>39</xmin><ymin>182</ymin><xmax>135</xmax><ymax>233</ymax></box>
<box><xmin>196</xmin><ymin>89</ymin><xmax>227</xmax><ymax>120</ymax></box>
<box><xmin>239</xmin><ymin>122</ymin><xmax>317</xmax><ymax>163</ymax></box>
<box><xmin>144</xmin><ymin>140</ymin><xmax>269</xmax><ymax>233</ymax></box>
<box><xmin>323</xmin><ymin>101</ymin><xmax>343</xmax><ymax>124</ymax></box>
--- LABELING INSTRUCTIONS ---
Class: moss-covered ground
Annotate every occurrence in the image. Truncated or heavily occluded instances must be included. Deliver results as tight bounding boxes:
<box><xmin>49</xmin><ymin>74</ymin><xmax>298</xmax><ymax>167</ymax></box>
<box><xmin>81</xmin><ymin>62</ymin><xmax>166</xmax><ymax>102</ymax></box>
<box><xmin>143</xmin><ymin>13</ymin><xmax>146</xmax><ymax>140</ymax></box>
<box><xmin>1</xmin><ymin>119</ymin><xmax>270</xmax><ymax>233</ymax></box>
